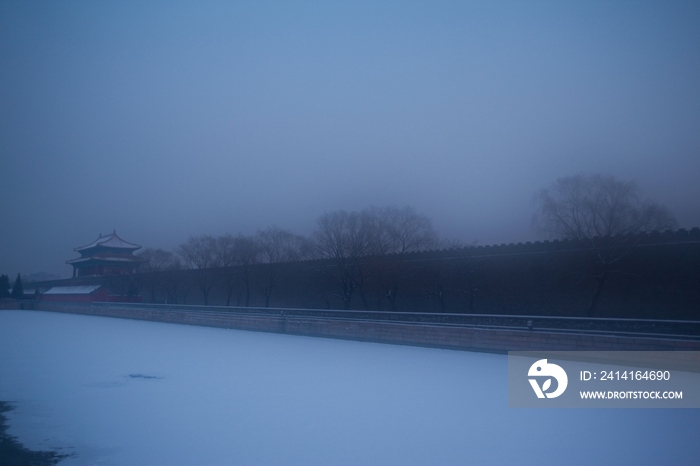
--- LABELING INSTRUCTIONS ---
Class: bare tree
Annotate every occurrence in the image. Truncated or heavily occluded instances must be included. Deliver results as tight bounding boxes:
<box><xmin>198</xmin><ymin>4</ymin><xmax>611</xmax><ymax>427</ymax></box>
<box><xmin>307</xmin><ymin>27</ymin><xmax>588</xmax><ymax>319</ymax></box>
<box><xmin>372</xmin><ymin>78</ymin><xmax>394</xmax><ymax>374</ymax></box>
<box><xmin>313</xmin><ymin>206</ymin><xmax>441</xmax><ymax>310</ymax></box>
<box><xmin>256</xmin><ymin>226</ymin><xmax>311</xmax><ymax>307</ymax></box>
<box><xmin>215</xmin><ymin>234</ymin><xmax>239</xmax><ymax>306</ymax></box>
<box><xmin>367</xmin><ymin>205</ymin><xmax>439</xmax><ymax>254</ymax></box>
<box><xmin>232</xmin><ymin>234</ymin><xmax>261</xmax><ymax>307</ymax></box>
<box><xmin>206</xmin><ymin>233</ymin><xmax>265</xmax><ymax>307</ymax></box>
<box><xmin>177</xmin><ymin>235</ymin><xmax>219</xmax><ymax>305</ymax></box>
<box><xmin>137</xmin><ymin>248</ymin><xmax>181</xmax><ymax>303</ymax></box>
<box><xmin>365</xmin><ymin>206</ymin><xmax>439</xmax><ymax>310</ymax></box>
<box><xmin>313</xmin><ymin>210</ymin><xmax>375</xmax><ymax>309</ymax></box>
<box><xmin>139</xmin><ymin>248</ymin><xmax>180</xmax><ymax>272</ymax></box>
<box><xmin>534</xmin><ymin>174</ymin><xmax>677</xmax><ymax>315</ymax></box>
<box><xmin>216</xmin><ymin>234</ymin><xmax>238</xmax><ymax>267</ymax></box>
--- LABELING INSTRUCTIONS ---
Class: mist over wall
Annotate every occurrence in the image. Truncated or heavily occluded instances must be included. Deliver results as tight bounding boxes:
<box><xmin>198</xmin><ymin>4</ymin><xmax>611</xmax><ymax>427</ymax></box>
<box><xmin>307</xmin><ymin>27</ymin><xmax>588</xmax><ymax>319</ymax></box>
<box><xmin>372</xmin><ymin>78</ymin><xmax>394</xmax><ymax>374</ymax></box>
<box><xmin>2</xmin><ymin>1</ymin><xmax>699</xmax><ymax>278</ymax></box>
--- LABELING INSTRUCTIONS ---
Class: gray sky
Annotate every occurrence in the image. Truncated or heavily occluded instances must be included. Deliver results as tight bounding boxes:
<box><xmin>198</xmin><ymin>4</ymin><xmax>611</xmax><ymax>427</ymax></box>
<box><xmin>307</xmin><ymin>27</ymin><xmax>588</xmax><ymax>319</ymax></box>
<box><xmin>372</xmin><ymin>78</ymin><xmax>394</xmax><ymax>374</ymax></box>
<box><xmin>2</xmin><ymin>0</ymin><xmax>699</xmax><ymax>278</ymax></box>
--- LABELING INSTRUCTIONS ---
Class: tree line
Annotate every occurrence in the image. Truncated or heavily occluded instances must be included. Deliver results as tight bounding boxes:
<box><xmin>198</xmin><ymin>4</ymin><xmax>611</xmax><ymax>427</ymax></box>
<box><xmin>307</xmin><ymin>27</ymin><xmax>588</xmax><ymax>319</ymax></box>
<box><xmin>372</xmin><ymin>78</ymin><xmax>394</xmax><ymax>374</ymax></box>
<box><xmin>135</xmin><ymin>174</ymin><xmax>681</xmax><ymax>316</ymax></box>
<box><xmin>0</xmin><ymin>274</ymin><xmax>24</xmax><ymax>300</ymax></box>
<box><xmin>138</xmin><ymin>206</ymin><xmax>446</xmax><ymax>307</ymax></box>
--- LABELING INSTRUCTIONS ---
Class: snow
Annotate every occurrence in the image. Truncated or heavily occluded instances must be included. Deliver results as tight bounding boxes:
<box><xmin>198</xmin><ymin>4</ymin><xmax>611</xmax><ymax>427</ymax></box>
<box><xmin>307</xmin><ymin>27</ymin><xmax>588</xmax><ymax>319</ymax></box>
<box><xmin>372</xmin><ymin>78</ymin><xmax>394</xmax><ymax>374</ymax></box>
<box><xmin>43</xmin><ymin>285</ymin><xmax>102</xmax><ymax>295</ymax></box>
<box><xmin>1</xmin><ymin>310</ymin><xmax>699</xmax><ymax>466</ymax></box>
<box><xmin>74</xmin><ymin>232</ymin><xmax>140</xmax><ymax>251</ymax></box>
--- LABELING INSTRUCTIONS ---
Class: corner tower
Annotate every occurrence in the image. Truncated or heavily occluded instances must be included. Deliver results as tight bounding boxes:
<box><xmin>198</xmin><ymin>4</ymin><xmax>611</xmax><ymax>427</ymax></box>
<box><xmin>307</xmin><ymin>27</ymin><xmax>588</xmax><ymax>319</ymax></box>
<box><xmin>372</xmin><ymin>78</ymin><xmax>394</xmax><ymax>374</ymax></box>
<box><xmin>67</xmin><ymin>230</ymin><xmax>145</xmax><ymax>277</ymax></box>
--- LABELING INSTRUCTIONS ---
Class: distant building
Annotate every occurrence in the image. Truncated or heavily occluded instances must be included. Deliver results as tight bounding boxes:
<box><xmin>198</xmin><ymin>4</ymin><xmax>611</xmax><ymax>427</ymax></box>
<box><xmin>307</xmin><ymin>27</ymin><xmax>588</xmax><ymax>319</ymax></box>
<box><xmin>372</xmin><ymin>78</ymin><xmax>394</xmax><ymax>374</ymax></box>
<box><xmin>67</xmin><ymin>231</ymin><xmax>145</xmax><ymax>278</ymax></box>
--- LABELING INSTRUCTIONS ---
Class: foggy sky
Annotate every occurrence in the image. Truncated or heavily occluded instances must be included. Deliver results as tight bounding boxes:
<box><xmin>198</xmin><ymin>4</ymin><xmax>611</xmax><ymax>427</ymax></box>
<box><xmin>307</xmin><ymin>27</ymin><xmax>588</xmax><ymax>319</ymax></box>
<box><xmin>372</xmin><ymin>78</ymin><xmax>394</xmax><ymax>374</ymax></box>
<box><xmin>2</xmin><ymin>1</ymin><xmax>699</xmax><ymax>278</ymax></box>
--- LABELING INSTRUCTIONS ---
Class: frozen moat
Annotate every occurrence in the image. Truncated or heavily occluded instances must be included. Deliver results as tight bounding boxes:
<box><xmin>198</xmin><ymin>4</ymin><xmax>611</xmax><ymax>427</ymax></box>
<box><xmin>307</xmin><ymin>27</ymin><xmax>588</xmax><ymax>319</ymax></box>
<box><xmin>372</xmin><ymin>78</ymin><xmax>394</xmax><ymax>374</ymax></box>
<box><xmin>1</xmin><ymin>310</ymin><xmax>699</xmax><ymax>465</ymax></box>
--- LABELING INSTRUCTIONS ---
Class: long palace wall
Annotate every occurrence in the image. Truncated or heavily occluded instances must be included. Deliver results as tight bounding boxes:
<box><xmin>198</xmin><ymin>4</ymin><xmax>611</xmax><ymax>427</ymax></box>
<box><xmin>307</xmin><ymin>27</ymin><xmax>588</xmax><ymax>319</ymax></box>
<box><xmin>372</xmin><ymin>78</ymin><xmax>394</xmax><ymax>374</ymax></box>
<box><xmin>33</xmin><ymin>303</ymin><xmax>700</xmax><ymax>353</ymax></box>
<box><xmin>35</xmin><ymin>228</ymin><xmax>700</xmax><ymax>320</ymax></box>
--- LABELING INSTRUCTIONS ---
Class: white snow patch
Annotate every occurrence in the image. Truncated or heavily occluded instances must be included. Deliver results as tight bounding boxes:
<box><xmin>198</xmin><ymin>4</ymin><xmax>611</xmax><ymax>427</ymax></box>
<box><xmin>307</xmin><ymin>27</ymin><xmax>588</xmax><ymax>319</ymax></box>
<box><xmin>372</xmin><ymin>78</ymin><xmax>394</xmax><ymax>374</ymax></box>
<box><xmin>43</xmin><ymin>285</ymin><xmax>102</xmax><ymax>295</ymax></box>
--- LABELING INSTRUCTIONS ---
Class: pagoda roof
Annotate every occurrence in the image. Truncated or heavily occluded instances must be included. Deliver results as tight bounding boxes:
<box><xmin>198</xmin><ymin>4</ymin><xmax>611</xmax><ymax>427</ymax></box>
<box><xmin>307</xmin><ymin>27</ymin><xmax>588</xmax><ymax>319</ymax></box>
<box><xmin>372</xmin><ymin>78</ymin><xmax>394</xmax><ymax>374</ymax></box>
<box><xmin>75</xmin><ymin>231</ymin><xmax>141</xmax><ymax>252</ymax></box>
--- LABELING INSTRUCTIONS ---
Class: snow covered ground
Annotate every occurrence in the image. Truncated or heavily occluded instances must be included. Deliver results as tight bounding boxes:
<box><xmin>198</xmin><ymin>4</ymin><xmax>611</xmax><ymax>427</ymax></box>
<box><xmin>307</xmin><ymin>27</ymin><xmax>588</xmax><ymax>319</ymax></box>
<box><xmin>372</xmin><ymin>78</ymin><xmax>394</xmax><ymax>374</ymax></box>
<box><xmin>1</xmin><ymin>310</ymin><xmax>699</xmax><ymax>465</ymax></box>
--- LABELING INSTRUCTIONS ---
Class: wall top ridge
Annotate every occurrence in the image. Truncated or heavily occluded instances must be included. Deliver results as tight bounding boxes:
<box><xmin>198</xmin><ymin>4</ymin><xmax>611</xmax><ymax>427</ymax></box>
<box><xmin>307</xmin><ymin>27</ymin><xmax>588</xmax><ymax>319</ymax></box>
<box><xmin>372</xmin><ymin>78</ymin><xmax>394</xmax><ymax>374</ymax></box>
<box><xmin>387</xmin><ymin>228</ymin><xmax>700</xmax><ymax>261</ymax></box>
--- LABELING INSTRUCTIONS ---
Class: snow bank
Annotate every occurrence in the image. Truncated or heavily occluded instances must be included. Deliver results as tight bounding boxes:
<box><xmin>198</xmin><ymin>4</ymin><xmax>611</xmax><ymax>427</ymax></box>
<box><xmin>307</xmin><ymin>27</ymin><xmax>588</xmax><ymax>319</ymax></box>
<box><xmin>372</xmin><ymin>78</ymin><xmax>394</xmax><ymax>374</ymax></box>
<box><xmin>0</xmin><ymin>310</ymin><xmax>698</xmax><ymax>465</ymax></box>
